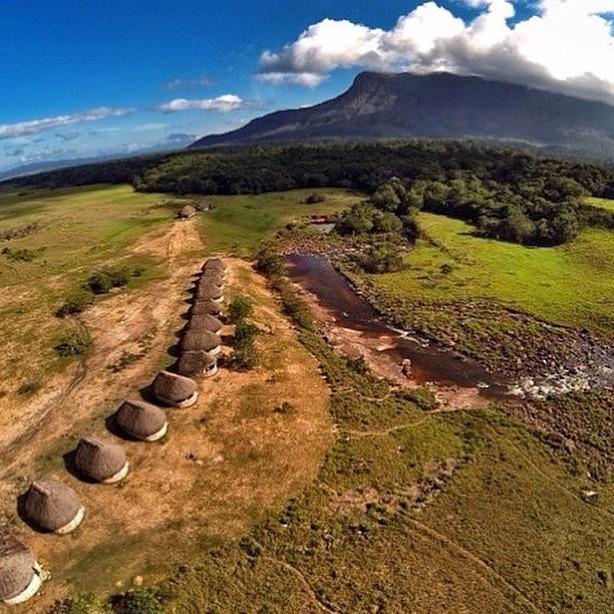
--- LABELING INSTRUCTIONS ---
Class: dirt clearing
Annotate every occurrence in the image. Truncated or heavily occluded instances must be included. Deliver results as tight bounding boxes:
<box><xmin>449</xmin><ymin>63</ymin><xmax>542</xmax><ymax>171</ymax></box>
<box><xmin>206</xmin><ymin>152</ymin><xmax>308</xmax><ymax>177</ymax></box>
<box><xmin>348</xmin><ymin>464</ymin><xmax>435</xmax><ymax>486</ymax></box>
<box><xmin>0</xmin><ymin>224</ymin><xmax>333</xmax><ymax>611</ymax></box>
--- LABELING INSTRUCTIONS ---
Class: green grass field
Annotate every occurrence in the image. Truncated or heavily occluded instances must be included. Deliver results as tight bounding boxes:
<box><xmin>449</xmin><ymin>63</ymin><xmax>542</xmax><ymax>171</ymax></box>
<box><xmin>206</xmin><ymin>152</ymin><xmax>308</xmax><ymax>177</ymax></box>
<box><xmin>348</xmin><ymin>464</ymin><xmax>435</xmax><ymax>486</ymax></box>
<box><xmin>0</xmin><ymin>184</ymin><xmax>190</xmax><ymax>391</ymax></box>
<box><xmin>586</xmin><ymin>196</ymin><xmax>614</xmax><ymax>212</ymax></box>
<box><xmin>198</xmin><ymin>188</ymin><xmax>358</xmax><ymax>255</ymax></box>
<box><xmin>370</xmin><ymin>212</ymin><xmax>614</xmax><ymax>336</ymax></box>
<box><xmin>159</xmin><ymin>331</ymin><xmax>614</xmax><ymax>613</ymax></box>
<box><xmin>0</xmin><ymin>184</ymin><xmax>188</xmax><ymax>287</ymax></box>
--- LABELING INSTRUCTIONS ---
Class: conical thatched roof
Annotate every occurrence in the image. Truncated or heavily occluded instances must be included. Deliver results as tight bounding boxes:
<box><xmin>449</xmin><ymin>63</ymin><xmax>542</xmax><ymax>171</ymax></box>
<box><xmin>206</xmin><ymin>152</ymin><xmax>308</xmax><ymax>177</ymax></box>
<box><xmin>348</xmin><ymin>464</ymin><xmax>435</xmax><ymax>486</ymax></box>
<box><xmin>191</xmin><ymin>299</ymin><xmax>222</xmax><ymax>316</ymax></box>
<box><xmin>196</xmin><ymin>283</ymin><xmax>223</xmax><ymax>301</ymax></box>
<box><xmin>186</xmin><ymin>313</ymin><xmax>222</xmax><ymax>334</ymax></box>
<box><xmin>0</xmin><ymin>535</ymin><xmax>38</xmax><ymax>603</ymax></box>
<box><xmin>115</xmin><ymin>400</ymin><xmax>167</xmax><ymax>441</ymax></box>
<box><xmin>200</xmin><ymin>271</ymin><xmax>224</xmax><ymax>287</ymax></box>
<box><xmin>202</xmin><ymin>258</ymin><xmax>227</xmax><ymax>273</ymax></box>
<box><xmin>152</xmin><ymin>370</ymin><xmax>197</xmax><ymax>407</ymax></box>
<box><xmin>20</xmin><ymin>479</ymin><xmax>83</xmax><ymax>533</ymax></box>
<box><xmin>74</xmin><ymin>437</ymin><xmax>127</xmax><ymax>483</ymax></box>
<box><xmin>175</xmin><ymin>351</ymin><xmax>217</xmax><ymax>377</ymax></box>
<box><xmin>180</xmin><ymin>330</ymin><xmax>221</xmax><ymax>353</ymax></box>
<box><xmin>178</xmin><ymin>205</ymin><xmax>196</xmax><ymax>219</ymax></box>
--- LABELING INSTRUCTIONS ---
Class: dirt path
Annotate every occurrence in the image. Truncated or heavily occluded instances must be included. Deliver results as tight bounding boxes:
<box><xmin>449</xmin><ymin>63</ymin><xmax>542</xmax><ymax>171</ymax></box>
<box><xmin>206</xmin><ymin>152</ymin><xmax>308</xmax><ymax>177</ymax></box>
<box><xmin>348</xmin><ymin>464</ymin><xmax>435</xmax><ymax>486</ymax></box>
<box><xmin>0</xmin><ymin>220</ymin><xmax>201</xmax><ymax>478</ymax></box>
<box><xmin>0</xmin><ymin>230</ymin><xmax>335</xmax><ymax>612</ymax></box>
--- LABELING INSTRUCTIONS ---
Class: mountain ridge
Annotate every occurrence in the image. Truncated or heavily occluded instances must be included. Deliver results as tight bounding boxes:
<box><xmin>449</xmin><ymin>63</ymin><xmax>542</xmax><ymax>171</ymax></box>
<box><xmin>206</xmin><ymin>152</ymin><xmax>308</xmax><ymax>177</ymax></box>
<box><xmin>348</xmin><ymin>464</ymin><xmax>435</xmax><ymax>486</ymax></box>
<box><xmin>190</xmin><ymin>72</ymin><xmax>614</xmax><ymax>158</ymax></box>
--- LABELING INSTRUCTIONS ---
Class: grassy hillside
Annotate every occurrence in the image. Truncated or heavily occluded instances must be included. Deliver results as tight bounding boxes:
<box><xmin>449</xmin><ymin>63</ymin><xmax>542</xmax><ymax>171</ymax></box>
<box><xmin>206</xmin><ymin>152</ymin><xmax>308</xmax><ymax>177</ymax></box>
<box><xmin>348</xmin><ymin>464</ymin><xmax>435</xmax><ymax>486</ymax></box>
<box><xmin>370</xmin><ymin>212</ymin><xmax>614</xmax><ymax>336</ymax></box>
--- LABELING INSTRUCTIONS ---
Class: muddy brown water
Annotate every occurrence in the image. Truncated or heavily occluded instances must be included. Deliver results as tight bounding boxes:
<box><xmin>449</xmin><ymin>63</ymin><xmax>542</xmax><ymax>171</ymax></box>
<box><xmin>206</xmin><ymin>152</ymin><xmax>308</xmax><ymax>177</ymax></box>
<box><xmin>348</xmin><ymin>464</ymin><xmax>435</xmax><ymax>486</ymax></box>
<box><xmin>287</xmin><ymin>253</ymin><xmax>511</xmax><ymax>399</ymax></box>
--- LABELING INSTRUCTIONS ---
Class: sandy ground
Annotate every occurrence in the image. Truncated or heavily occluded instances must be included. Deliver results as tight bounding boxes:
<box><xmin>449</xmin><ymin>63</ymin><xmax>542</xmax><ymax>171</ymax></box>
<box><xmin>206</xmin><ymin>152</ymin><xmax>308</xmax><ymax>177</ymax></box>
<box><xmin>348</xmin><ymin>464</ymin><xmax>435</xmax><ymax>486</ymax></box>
<box><xmin>292</xmin><ymin>282</ymin><xmax>489</xmax><ymax>411</ymax></box>
<box><xmin>0</xmin><ymin>222</ymin><xmax>333</xmax><ymax>611</ymax></box>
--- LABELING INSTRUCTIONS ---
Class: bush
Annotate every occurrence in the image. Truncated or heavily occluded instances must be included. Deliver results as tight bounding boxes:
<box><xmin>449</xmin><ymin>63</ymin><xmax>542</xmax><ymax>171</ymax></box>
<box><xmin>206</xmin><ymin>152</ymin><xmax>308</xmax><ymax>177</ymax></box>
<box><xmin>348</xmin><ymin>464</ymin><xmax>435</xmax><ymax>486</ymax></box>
<box><xmin>303</xmin><ymin>192</ymin><xmax>326</xmax><ymax>204</ymax></box>
<box><xmin>16</xmin><ymin>380</ymin><xmax>42</xmax><ymax>396</ymax></box>
<box><xmin>234</xmin><ymin>320</ymin><xmax>260</xmax><ymax>346</ymax></box>
<box><xmin>53</xmin><ymin>329</ymin><xmax>91</xmax><ymax>357</ymax></box>
<box><xmin>1</xmin><ymin>246</ymin><xmax>37</xmax><ymax>262</ymax></box>
<box><xmin>55</xmin><ymin>291</ymin><xmax>94</xmax><ymax>318</ymax></box>
<box><xmin>227</xmin><ymin>294</ymin><xmax>253</xmax><ymax>324</ymax></box>
<box><xmin>255</xmin><ymin>246</ymin><xmax>286</xmax><ymax>277</ymax></box>
<box><xmin>229</xmin><ymin>340</ymin><xmax>260</xmax><ymax>371</ymax></box>
<box><xmin>110</xmin><ymin>588</ymin><xmax>164</xmax><ymax>614</ymax></box>
<box><xmin>278</xmin><ymin>282</ymin><xmax>314</xmax><ymax>330</ymax></box>
<box><xmin>48</xmin><ymin>593</ymin><xmax>112</xmax><ymax>614</ymax></box>
<box><xmin>87</xmin><ymin>268</ymin><xmax>130</xmax><ymax>295</ymax></box>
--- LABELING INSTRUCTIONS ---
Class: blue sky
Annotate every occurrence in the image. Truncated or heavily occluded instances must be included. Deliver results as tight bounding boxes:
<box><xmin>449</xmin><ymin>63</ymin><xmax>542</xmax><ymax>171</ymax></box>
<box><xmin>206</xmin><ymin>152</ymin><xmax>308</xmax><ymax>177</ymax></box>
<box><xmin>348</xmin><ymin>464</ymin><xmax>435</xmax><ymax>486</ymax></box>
<box><xmin>1</xmin><ymin>0</ymin><xmax>612</xmax><ymax>171</ymax></box>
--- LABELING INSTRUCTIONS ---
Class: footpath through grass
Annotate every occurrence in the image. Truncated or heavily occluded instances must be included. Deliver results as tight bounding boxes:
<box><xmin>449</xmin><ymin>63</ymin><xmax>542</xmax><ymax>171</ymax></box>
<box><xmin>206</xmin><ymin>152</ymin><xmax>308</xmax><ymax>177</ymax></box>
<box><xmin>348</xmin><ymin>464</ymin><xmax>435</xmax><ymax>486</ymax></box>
<box><xmin>371</xmin><ymin>212</ymin><xmax>614</xmax><ymax>336</ymax></box>
<box><xmin>159</xmin><ymin>329</ymin><xmax>614</xmax><ymax>613</ymax></box>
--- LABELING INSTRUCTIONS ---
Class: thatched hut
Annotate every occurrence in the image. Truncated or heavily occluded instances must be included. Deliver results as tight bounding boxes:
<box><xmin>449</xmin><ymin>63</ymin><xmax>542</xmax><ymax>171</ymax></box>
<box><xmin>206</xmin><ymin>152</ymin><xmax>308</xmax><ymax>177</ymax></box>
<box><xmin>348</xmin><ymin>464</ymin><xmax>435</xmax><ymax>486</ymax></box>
<box><xmin>202</xmin><ymin>258</ymin><xmax>227</xmax><ymax>277</ymax></box>
<box><xmin>179</xmin><ymin>330</ymin><xmax>222</xmax><ymax>356</ymax></box>
<box><xmin>115</xmin><ymin>400</ymin><xmax>168</xmax><ymax>442</ymax></box>
<box><xmin>74</xmin><ymin>437</ymin><xmax>129</xmax><ymax>484</ymax></box>
<box><xmin>20</xmin><ymin>479</ymin><xmax>84</xmax><ymax>534</ymax></box>
<box><xmin>151</xmin><ymin>370</ymin><xmax>198</xmax><ymax>408</ymax></box>
<box><xmin>175</xmin><ymin>351</ymin><xmax>218</xmax><ymax>378</ymax></box>
<box><xmin>186</xmin><ymin>313</ymin><xmax>223</xmax><ymax>335</ymax></box>
<box><xmin>0</xmin><ymin>535</ymin><xmax>43</xmax><ymax>605</ymax></box>
<box><xmin>194</xmin><ymin>201</ymin><xmax>210</xmax><ymax>212</ymax></box>
<box><xmin>191</xmin><ymin>299</ymin><xmax>222</xmax><ymax>316</ymax></box>
<box><xmin>178</xmin><ymin>205</ymin><xmax>196</xmax><ymax>219</ymax></box>
<box><xmin>196</xmin><ymin>282</ymin><xmax>224</xmax><ymax>303</ymax></box>
<box><xmin>199</xmin><ymin>275</ymin><xmax>224</xmax><ymax>292</ymax></box>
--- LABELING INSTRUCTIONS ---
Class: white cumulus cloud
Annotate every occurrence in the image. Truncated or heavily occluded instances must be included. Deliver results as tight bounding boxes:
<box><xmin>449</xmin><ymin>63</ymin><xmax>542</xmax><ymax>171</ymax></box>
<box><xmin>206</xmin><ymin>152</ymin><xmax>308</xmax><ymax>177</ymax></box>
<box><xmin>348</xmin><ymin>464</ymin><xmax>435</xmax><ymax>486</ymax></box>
<box><xmin>257</xmin><ymin>0</ymin><xmax>614</xmax><ymax>104</ymax></box>
<box><xmin>158</xmin><ymin>94</ymin><xmax>245</xmax><ymax>112</ymax></box>
<box><xmin>0</xmin><ymin>107</ymin><xmax>133</xmax><ymax>140</ymax></box>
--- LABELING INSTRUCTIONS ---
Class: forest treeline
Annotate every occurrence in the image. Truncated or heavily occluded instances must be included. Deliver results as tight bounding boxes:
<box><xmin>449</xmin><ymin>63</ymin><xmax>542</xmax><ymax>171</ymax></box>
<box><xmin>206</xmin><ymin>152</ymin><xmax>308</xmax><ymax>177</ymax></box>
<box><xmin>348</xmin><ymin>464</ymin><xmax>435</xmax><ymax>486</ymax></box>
<box><xmin>2</xmin><ymin>140</ymin><xmax>614</xmax><ymax>246</ymax></box>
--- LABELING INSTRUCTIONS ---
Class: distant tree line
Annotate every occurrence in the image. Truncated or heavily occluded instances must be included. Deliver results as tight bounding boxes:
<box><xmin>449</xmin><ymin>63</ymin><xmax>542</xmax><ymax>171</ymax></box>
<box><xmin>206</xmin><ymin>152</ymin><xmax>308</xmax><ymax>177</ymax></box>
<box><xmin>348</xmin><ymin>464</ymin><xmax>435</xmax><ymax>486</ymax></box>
<box><xmin>3</xmin><ymin>140</ymin><xmax>614</xmax><ymax>246</ymax></box>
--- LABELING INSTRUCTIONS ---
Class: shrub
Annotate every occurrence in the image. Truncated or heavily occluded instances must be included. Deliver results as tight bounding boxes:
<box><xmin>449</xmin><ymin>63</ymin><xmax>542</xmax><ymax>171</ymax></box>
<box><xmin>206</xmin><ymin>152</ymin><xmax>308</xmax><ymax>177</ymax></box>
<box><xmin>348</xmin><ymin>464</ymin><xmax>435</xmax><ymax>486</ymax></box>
<box><xmin>227</xmin><ymin>294</ymin><xmax>253</xmax><ymax>324</ymax></box>
<box><xmin>303</xmin><ymin>192</ymin><xmax>326</xmax><ymax>204</ymax></box>
<box><xmin>53</xmin><ymin>329</ymin><xmax>91</xmax><ymax>357</ymax></box>
<box><xmin>1</xmin><ymin>246</ymin><xmax>37</xmax><ymax>262</ymax></box>
<box><xmin>234</xmin><ymin>320</ymin><xmax>260</xmax><ymax>347</ymax></box>
<box><xmin>87</xmin><ymin>268</ymin><xmax>130</xmax><ymax>295</ymax></box>
<box><xmin>229</xmin><ymin>342</ymin><xmax>260</xmax><ymax>371</ymax></box>
<box><xmin>48</xmin><ymin>593</ymin><xmax>112</xmax><ymax>614</ymax></box>
<box><xmin>120</xmin><ymin>588</ymin><xmax>164</xmax><ymax>614</ymax></box>
<box><xmin>16</xmin><ymin>380</ymin><xmax>42</xmax><ymax>396</ymax></box>
<box><xmin>255</xmin><ymin>246</ymin><xmax>286</xmax><ymax>277</ymax></box>
<box><xmin>278</xmin><ymin>283</ymin><xmax>314</xmax><ymax>330</ymax></box>
<box><xmin>55</xmin><ymin>291</ymin><xmax>94</xmax><ymax>318</ymax></box>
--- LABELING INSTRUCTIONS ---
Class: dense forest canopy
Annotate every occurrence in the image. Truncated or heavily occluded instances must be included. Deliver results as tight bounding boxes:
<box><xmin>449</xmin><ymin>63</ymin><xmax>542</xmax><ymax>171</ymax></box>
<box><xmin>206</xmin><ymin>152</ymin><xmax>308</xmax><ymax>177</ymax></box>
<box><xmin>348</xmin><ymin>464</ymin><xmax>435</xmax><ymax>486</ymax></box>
<box><xmin>2</xmin><ymin>140</ymin><xmax>614</xmax><ymax>246</ymax></box>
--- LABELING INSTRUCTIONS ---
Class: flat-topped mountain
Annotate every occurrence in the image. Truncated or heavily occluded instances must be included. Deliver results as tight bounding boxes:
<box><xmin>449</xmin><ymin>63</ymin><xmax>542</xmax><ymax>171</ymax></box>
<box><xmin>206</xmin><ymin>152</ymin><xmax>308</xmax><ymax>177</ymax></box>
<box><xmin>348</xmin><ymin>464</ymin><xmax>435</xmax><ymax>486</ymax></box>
<box><xmin>190</xmin><ymin>72</ymin><xmax>614</xmax><ymax>158</ymax></box>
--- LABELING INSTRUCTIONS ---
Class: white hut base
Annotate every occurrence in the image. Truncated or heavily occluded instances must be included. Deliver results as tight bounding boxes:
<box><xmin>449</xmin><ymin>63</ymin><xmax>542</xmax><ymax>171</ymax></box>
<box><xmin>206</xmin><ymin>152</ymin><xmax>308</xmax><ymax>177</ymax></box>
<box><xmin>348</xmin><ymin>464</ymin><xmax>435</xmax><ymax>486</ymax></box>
<box><xmin>3</xmin><ymin>564</ymin><xmax>43</xmax><ymax>605</ymax></box>
<box><xmin>56</xmin><ymin>505</ymin><xmax>85</xmax><ymax>535</ymax></box>
<box><xmin>203</xmin><ymin>363</ymin><xmax>218</xmax><ymax>378</ymax></box>
<box><xmin>102</xmin><ymin>461</ymin><xmax>129</xmax><ymax>484</ymax></box>
<box><xmin>208</xmin><ymin>345</ymin><xmax>222</xmax><ymax>357</ymax></box>
<box><xmin>143</xmin><ymin>421</ymin><xmax>168</xmax><ymax>442</ymax></box>
<box><xmin>211</xmin><ymin>295</ymin><xmax>224</xmax><ymax>304</ymax></box>
<box><xmin>176</xmin><ymin>391</ymin><xmax>198</xmax><ymax>408</ymax></box>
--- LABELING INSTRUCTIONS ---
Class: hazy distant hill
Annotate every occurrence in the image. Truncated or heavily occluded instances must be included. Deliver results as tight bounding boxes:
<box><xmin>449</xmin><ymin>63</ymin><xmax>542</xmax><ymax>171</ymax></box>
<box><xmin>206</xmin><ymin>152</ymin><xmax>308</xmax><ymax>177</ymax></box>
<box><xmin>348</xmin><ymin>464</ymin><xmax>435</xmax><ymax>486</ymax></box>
<box><xmin>190</xmin><ymin>72</ymin><xmax>614</xmax><ymax>158</ymax></box>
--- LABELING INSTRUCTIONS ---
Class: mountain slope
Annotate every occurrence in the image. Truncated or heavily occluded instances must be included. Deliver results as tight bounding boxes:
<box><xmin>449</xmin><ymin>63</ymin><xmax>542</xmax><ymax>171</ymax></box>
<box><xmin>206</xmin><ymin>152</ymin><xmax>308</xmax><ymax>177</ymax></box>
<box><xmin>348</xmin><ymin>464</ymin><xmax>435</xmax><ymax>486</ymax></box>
<box><xmin>190</xmin><ymin>72</ymin><xmax>614</xmax><ymax>157</ymax></box>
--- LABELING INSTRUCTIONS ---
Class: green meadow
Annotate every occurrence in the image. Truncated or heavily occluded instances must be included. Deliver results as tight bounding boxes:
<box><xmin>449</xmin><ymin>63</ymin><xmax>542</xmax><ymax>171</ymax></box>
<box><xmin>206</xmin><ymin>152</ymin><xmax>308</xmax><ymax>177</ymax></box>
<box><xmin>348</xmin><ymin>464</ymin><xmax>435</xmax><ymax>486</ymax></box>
<box><xmin>198</xmin><ymin>188</ymin><xmax>357</xmax><ymax>255</ymax></box>
<box><xmin>0</xmin><ymin>184</ymin><xmax>189</xmax><ymax>389</ymax></box>
<box><xmin>370</xmin><ymin>212</ymin><xmax>614</xmax><ymax>336</ymax></box>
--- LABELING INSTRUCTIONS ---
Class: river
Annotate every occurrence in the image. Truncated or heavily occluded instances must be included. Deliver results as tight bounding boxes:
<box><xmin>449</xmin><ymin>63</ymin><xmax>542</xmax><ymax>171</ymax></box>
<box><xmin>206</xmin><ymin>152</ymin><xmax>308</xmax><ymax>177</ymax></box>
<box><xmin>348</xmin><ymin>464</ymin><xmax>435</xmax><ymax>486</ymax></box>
<box><xmin>287</xmin><ymin>253</ymin><xmax>511</xmax><ymax>402</ymax></box>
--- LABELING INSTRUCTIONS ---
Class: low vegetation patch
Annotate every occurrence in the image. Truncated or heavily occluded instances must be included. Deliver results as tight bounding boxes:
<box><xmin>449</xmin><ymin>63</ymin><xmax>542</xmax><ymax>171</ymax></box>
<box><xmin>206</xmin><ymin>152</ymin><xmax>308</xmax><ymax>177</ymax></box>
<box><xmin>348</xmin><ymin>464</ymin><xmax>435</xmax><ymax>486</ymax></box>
<box><xmin>53</xmin><ymin>327</ymin><xmax>92</xmax><ymax>357</ymax></box>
